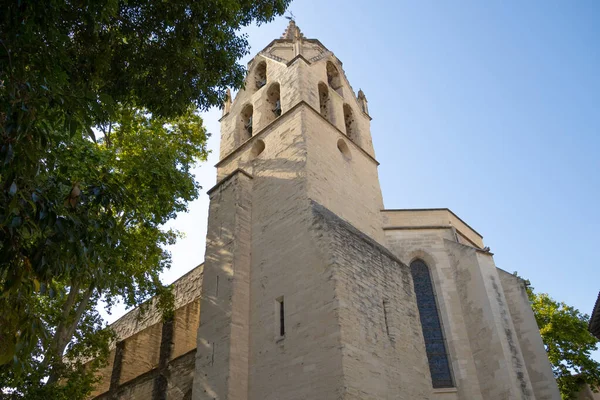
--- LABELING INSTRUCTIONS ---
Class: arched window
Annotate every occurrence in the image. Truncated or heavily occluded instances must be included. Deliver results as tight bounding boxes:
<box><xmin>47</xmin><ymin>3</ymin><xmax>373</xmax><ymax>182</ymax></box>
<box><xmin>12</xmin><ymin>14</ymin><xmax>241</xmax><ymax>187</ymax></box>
<box><xmin>266</xmin><ymin>83</ymin><xmax>281</xmax><ymax>119</ymax></box>
<box><xmin>326</xmin><ymin>61</ymin><xmax>343</xmax><ymax>96</ymax></box>
<box><xmin>343</xmin><ymin>104</ymin><xmax>358</xmax><ymax>142</ymax></box>
<box><xmin>240</xmin><ymin>104</ymin><xmax>253</xmax><ymax>141</ymax></box>
<box><xmin>254</xmin><ymin>61</ymin><xmax>267</xmax><ymax>91</ymax></box>
<box><xmin>410</xmin><ymin>259</ymin><xmax>453</xmax><ymax>389</ymax></box>
<box><xmin>318</xmin><ymin>82</ymin><xmax>332</xmax><ymax>123</ymax></box>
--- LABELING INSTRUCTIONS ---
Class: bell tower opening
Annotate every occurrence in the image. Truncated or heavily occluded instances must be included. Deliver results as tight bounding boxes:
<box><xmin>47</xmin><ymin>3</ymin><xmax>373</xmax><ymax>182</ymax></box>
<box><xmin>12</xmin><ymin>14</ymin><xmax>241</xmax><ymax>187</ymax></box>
<box><xmin>326</xmin><ymin>61</ymin><xmax>343</xmax><ymax>96</ymax></box>
<box><xmin>318</xmin><ymin>82</ymin><xmax>333</xmax><ymax>124</ymax></box>
<box><xmin>343</xmin><ymin>104</ymin><xmax>358</xmax><ymax>143</ymax></box>
<box><xmin>266</xmin><ymin>82</ymin><xmax>282</xmax><ymax>121</ymax></box>
<box><xmin>240</xmin><ymin>104</ymin><xmax>254</xmax><ymax>141</ymax></box>
<box><xmin>254</xmin><ymin>61</ymin><xmax>267</xmax><ymax>91</ymax></box>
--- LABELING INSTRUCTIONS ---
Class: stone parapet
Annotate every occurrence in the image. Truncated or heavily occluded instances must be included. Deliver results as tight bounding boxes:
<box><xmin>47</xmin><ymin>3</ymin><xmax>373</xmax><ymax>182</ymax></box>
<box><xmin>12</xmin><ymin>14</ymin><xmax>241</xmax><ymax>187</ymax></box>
<box><xmin>109</xmin><ymin>265</ymin><xmax>203</xmax><ymax>342</ymax></box>
<box><xmin>382</xmin><ymin>208</ymin><xmax>484</xmax><ymax>249</ymax></box>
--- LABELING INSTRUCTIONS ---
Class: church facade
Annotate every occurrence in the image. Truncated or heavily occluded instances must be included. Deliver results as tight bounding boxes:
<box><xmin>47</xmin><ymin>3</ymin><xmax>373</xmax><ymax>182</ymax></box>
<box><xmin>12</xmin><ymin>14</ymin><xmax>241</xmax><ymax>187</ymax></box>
<box><xmin>90</xmin><ymin>22</ymin><xmax>561</xmax><ymax>400</ymax></box>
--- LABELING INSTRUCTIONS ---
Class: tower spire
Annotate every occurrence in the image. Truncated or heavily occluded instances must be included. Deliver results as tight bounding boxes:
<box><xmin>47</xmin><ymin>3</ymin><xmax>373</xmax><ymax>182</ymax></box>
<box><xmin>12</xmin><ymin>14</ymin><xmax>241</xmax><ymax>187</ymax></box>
<box><xmin>222</xmin><ymin>88</ymin><xmax>231</xmax><ymax>116</ymax></box>
<box><xmin>358</xmin><ymin>89</ymin><xmax>369</xmax><ymax>115</ymax></box>
<box><xmin>281</xmin><ymin>18</ymin><xmax>304</xmax><ymax>41</ymax></box>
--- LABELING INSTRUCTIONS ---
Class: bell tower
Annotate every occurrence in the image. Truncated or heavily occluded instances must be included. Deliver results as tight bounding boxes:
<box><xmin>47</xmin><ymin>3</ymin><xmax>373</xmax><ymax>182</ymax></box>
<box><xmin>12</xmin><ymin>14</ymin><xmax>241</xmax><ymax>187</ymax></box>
<box><xmin>193</xmin><ymin>21</ymin><xmax>431</xmax><ymax>400</ymax></box>
<box><xmin>214</xmin><ymin>20</ymin><xmax>386</xmax><ymax>242</ymax></box>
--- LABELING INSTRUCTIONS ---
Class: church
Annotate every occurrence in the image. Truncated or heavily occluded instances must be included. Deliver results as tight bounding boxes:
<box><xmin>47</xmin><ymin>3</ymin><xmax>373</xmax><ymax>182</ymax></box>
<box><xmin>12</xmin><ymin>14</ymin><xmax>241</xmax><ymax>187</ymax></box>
<box><xmin>89</xmin><ymin>21</ymin><xmax>561</xmax><ymax>400</ymax></box>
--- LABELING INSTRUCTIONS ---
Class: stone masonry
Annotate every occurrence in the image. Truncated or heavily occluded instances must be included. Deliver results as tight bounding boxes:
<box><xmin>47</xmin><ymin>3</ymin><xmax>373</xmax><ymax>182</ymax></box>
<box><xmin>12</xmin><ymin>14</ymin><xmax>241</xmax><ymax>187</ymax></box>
<box><xmin>90</xmin><ymin>21</ymin><xmax>561</xmax><ymax>400</ymax></box>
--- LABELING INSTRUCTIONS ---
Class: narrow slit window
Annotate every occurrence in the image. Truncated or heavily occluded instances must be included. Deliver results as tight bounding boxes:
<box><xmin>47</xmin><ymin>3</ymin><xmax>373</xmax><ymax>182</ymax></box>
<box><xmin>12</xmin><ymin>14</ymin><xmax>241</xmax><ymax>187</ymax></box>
<box><xmin>383</xmin><ymin>300</ymin><xmax>390</xmax><ymax>337</ymax></box>
<box><xmin>210</xmin><ymin>342</ymin><xmax>216</xmax><ymax>366</ymax></box>
<box><xmin>277</xmin><ymin>297</ymin><xmax>285</xmax><ymax>337</ymax></box>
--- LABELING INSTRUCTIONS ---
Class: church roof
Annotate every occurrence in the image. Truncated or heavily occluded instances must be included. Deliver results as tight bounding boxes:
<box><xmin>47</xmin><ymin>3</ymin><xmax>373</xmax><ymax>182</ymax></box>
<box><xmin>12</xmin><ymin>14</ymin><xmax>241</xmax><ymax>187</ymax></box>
<box><xmin>590</xmin><ymin>292</ymin><xmax>600</xmax><ymax>339</ymax></box>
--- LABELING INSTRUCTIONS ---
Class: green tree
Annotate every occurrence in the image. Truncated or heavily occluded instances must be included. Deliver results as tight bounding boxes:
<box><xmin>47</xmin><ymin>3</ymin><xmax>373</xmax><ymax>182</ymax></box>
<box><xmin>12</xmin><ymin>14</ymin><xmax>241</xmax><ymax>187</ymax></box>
<box><xmin>519</xmin><ymin>275</ymin><xmax>600</xmax><ymax>399</ymax></box>
<box><xmin>0</xmin><ymin>0</ymin><xmax>289</xmax><ymax>397</ymax></box>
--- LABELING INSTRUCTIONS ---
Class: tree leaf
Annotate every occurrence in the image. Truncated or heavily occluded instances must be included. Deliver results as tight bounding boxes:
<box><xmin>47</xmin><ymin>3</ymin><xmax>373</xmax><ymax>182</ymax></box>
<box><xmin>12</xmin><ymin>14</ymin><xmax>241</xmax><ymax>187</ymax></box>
<box><xmin>86</xmin><ymin>126</ymin><xmax>97</xmax><ymax>143</ymax></box>
<box><xmin>4</xmin><ymin>143</ymin><xmax>13</xmax><ymax>165</ymax></box>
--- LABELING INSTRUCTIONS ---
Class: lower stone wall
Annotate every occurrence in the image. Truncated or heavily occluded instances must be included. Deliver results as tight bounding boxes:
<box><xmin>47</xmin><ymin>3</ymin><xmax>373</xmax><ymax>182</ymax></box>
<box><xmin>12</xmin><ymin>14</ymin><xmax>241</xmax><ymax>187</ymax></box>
<box><xmin>498</xmin><ymin>269</ymin><xmax>561</xmax><ymax>400</ymax></box>
<box><xmin>383</xmin><ymin>221</ymin><xmax>561</xmax><ymax>400</ymax></box>
<box><xmin>89</xmin><ymin>266</ymin><xmax>203</xmax><ymax>399</ymax></box>
<box><xmin>577</xmin><ymin>384</ymin><xmax>600</xmax><ymax>400</ymax></box>
<box><xmin>119</xmin><ymin>322</ymin><xmax>162</xmax><ymax>384</ymax></box>
<box><xmin>383</xmin><ymin>227</ymin><xmax>485</xmax><ymax>400</ymax></box>
<box><xmin>166</xmin><ymin>350</ymin><xmax>197</xmax><ymax>400</ymax></box>
<box><xmin>94</xmin><ymin>350</ymin><xmax>196</xmax><ymax>400</ymax></box>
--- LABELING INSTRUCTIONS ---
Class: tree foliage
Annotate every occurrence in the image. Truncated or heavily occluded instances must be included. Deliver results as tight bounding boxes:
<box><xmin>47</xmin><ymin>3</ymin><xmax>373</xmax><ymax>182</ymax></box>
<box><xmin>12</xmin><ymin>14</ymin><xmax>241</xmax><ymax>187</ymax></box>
<box><xmin>0</xmin><ymin>0</ymin><xmax>289</xmax><ymax>397</ymax></box>
<box><xmin>519</xmin><ymin>275</ymin><xmax>600</xmax><ymax>399</ymax></box>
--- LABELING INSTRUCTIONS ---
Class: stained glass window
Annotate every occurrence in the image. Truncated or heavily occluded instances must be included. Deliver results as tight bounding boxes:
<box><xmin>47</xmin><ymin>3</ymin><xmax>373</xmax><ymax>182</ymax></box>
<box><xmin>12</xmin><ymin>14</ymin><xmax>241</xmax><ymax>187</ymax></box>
<box><xmin>410</xmin><ymin>259</ymin><xmax>453</xmax><ymax>388</ymax></box>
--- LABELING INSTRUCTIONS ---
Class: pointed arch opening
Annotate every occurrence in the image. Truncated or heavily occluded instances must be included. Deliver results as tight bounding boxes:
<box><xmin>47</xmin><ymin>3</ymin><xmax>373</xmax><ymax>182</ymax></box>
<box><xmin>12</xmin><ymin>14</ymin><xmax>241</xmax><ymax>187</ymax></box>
<box><xmin>343</xmin><ymin>104</ymin><xmax>358</xmax><ymax>143</ymax></box>
<box><xmin>318</xmin><ymin>82</ymin><xmax>333</xmax><ymax>124</ymax></box>
<box><xmin>326</xmin><ymin>61</ymin><xmax>343</xmax><ymax>96</ymax></box>
<box><xmin>254</xmin><ymin>61</ymin><xmax>267</xmax><ymax>91</ymax></box>
<box><xmin>410</xmin><ymin>259</ymin><xmax>453</xmax><ymax>389</ymax></box>
<box><xmin>240</xmin><ymin>104</ymin><xmax>253</xmax><ymax>141</ymax></box>
<box><xmin>266</xmin><ymin>82</ymin><xmax>282</xmax><ymax>122</ymax></box>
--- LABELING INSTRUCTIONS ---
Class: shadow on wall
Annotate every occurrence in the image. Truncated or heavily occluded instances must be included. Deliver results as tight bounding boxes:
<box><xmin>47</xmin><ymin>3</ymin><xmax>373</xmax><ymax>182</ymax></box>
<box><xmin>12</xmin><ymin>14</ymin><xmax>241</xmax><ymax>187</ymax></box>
<box><xmin>196</xmin><ymin>127</ymin><xmax>312</xmax><ymax>399</ymax></box>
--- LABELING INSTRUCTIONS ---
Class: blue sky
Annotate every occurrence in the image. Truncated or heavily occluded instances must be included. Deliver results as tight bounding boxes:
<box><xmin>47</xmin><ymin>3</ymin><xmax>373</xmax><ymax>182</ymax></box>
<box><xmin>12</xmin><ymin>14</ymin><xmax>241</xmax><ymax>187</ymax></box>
<box><xmin>108</xmin><ymin>1</ymin><xmax>600</xmax><ymax>360</ymax></box>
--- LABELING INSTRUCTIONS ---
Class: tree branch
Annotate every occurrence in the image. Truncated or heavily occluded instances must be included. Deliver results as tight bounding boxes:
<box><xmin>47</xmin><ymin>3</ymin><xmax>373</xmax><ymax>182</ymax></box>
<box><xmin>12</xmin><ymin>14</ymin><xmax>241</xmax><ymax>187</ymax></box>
<box><xmin>63</xmin><ymin>286</ymin><xmax>94</xmax><ymax>350</ymax></box>
<box><xmin>39</xmin><ymin>280</ymin><xmax>80</xmax><ymax>372</ymax></box>
<box><xmin>106</xmin><ymin>121</ymin><xmax>112</xmax><ymax>147</ymax></box>
<box><xmin>47</xmin><ymin>285</ymin><xmax>94</xmax><ymax>384</ymax></box>
<box><xmin>60</xmin><ymin>280</ymin><xmax>80</xmax><ymax>324</ymax></box>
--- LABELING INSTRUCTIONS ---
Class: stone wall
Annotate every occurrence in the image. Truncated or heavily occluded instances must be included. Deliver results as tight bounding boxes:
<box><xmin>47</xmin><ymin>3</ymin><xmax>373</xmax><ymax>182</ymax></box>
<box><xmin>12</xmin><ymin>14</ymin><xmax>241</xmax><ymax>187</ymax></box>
<box><xmin>193</xmin><ymin>170</ymin><xmax>253</xmax><ymax>400</ymax></box>
<box><xmin>245</xmin><ymin>166</ymin><xmax>345</xmax><ymax>399</ymax></box>
<box><xmin>384</xmin><ymin>221</ymin><xmax>561</xmax><ymax>400</ymax></box>
<box><xmin>577</xmin><ymin>384</ymin><xmax>600</xmax><ymax>400</ymax></box>
<box><xmin>90</xmin><ymin>266</ymin><xmax>203</xmax><ymax>399</ymax></box>
<box><xmin>305</xmin><ymin>105</ymin><xmax>385</xmax><ymax>244</ymax></box>
<box><xmin>384</xmin><ymin>227</ymin><xmax>483</xmax><ymax>400</ymax></box>
<box><xmin>311</xmin><ymin>202</ymin><xmax>431</xmax><ymax>400</ymax></box>
<box><xmin>498</xmin><ymin>269</ymin><xmax>561</xmax><ymax>400</ymax></box>
<box><xmin>243</xmin><ymin>108</ymin><xmax>346</xmax><ymax>400</ymax></box>
<box><xmin>382</xmin><ymin>209</ymin><xmax>484</xmax><ymax>249</ymax></box>
<box><xmin>94</xmin><ymin>350</ymin><xmax>196</xmax><ymax>400</ymax></box>
<box><xmin>107</xmin><ymin>266</ymin><xmax>203</xmax><ymax>342</ymax></box>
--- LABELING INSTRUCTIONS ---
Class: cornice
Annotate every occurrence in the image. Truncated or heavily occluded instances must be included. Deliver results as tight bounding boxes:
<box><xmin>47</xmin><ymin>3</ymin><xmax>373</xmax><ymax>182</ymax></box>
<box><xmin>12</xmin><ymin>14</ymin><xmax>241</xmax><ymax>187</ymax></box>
<box><xmin>206</xmin><ymin>168</ymin><xmax>253</xmax><ymax>196</ymax></box>
<box><xmin>382</xmin><ymin>208</ymin><xmax>483</xmax><ymax>239</ymax></box>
